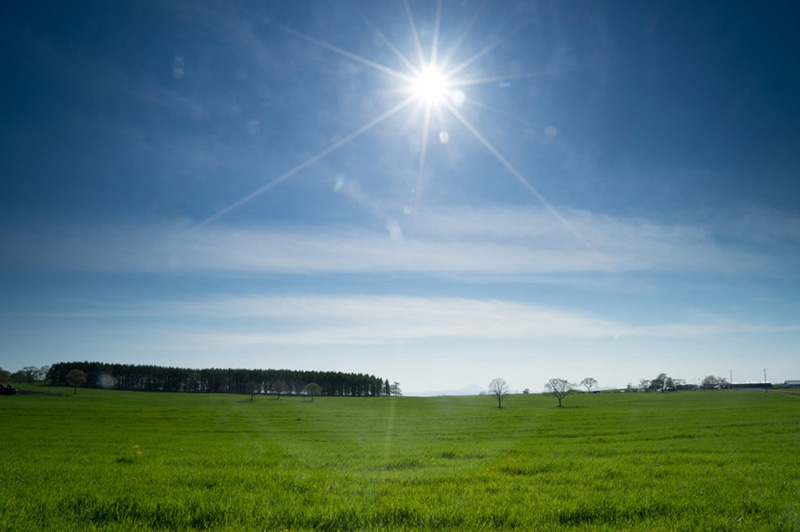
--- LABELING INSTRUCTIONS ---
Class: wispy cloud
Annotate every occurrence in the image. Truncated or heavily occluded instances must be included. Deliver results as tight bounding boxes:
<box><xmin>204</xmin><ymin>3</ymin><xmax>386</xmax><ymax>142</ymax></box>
<box><xmin>3</xmin><ymin>205</ymin><xmax>791</xmax><ymax>277</ymax></box>
<box><xmin>9</xmin><ymin>294</ymin><xmax>798</xmax><ymax>348</ymax></box>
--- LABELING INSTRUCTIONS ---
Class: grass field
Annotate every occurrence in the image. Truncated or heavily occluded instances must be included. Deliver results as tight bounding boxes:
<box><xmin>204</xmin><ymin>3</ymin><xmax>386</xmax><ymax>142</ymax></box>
<box><xmin>1</xmin><ymin>388</ymin><xmax>799</xmax><ymax>531</ymax></box>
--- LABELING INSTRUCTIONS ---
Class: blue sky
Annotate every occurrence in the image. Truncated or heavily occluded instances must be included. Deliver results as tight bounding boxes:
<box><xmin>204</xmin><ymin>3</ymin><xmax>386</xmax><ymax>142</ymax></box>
<box><xmin>2</xmin><ymin>0</ymin><xmax>799</xmax><ymax>394</ymax></box>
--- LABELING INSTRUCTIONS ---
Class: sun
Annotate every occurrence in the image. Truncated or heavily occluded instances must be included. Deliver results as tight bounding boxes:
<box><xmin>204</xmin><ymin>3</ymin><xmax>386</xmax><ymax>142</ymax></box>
<box><xmin>410</xmin><ymin>64</ymin><xmax>448</xmax><ymax>105</ymax></box>
<box><xmin>193</xmin><ymin>5</ymin><xmax>572</xmax><ymax>238</ymax></box>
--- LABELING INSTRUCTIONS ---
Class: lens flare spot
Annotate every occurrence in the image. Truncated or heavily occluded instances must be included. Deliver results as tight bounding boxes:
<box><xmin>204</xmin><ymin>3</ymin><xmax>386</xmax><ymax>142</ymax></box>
<box><xmin>386</xmin><ymin>219</ymin><xmax>404</xmax><ymax>243</ymax></box>
<box><xmin>334</xmin><ymin>176</ymin><xmax>346</xmax><ymax>193</ymax></box>
<box><xmin>172</xmin><ymin>53</ymin><xmax>185</xmax><ymax>79</ymax></box>
<box><xmin>97</xmin><ymin>373</ymin><xmax>116</xmax><ymax>389</ymax></box>
<box><xmin>439</xmin><ymin>131</ymin><xmax>449</xmax><ymax>144</ymax></box>
<box><xmin>545</xmin><ymin>126</ymin><xmax>558</xmax><ymax>138</ymax></box>
<box><xmin>449</xmin><ymin>89</ymin><xmax>465</xmax><ymax>107</ymax></box>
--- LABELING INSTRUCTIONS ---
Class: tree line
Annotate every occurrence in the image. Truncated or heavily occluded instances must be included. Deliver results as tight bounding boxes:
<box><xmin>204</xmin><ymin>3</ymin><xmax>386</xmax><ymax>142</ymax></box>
<box><xmin>0</xmin><ymin>365</ymin><xmax>50</xmax><ymax>385</ymax></box>
<box><xmin>46</xmin><ymin>362</ymin><xmax>394</xmax><ymax>397</ymax></box>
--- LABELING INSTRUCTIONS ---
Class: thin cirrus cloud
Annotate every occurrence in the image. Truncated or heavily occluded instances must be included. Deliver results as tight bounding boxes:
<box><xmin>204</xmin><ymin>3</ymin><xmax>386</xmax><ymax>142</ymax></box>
<box><xmin>1</xmin><ymin>205</ymin><xmax>777</xmax><ymax>276</ymax></box>
<box><xmin>47</xmin><ymin>294</ymin><xmax>797</xmax><ymax>348</ymax></box>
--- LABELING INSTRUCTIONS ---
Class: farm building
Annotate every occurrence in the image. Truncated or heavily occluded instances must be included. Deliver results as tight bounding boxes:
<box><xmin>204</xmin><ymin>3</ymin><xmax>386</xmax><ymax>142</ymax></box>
<box><xmin>730</xmin><ymin>381</ymin><xmax>772</xmax><ymax>389</ymax></box>
<box><xmin>785</xmin><ymin>380</ymin><xmax>800</xmax><ymax>388</ymax></box>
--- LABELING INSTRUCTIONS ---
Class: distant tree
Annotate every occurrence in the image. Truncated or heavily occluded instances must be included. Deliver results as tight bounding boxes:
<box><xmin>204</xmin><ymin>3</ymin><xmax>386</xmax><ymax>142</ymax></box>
<box><xmin>66</xmin><ymin>369</ymin><xmax>87</xmax><ymax>395</ymax></box>
<box><xmin>701</xmin><ymin>375</ymin><xmax>728</xmax><ymax>390</ymax></box>
<box><xmin>390</xmin><ymin>382</ymin><xmax>402</xmax><ymax>396</ymax></box>
<box><xmin>45</xmin><ymin>361</ymin><xmax>389</xmax><ymax>398</ymax></box>
<box><xmin>0</xmin><ymin>366</ymin><xmax>10</xmax><ymax>382</ymax></box>
<box><xmin>522</xmin><ymin>388</ymin><xmax>530</xmax><ymax>394</ymax></box>
<box><xmin>35</xmin><ymin>365</ymin><xmax>51</xmax><ymax>384</ymax></box>
<box><xmin>488</xmin><ymin>378</ymin><xmax>509</xmax><ymax>409</ymax></box>
<box><xmin>273</xmin><ymin>380</ymin><xmax>286</xmax><ymax>400</ymax></box>
<box><xmin>637</xmin><ymin>379</ymin><xmax>651</xmax><ymax>392</ymax></box>
<box><xmin>304</xmin><ymin>382</ymin><xmax>322</xmax><ymax>401</ymax></box>
<box><xmin>580</xmin><ymin>377</ymin><xmax>598</xmax><ymax>393</ymax></box>
<box><xmin>21</xmin><ymin>366</ymin><xmax>39</xmax><ymax>384</ymax></box>
<box><xmin>544</xmin><ymin>378</ymin><xmax>574</xmax><ymax>407</ymax></box>
<box><xmin>247</xmin><ymin>381</ymin><xmax>260</xmax><ymax>401</ymax></box>
<box><xmin>383</xmin><ymin>379</ymin><xmax>391</xmax><ymax>396</ymax></box>
<box><xmin>649</xmin><ymin>373</ymin><xmax>674</xmax><ymax>392</ymax></box>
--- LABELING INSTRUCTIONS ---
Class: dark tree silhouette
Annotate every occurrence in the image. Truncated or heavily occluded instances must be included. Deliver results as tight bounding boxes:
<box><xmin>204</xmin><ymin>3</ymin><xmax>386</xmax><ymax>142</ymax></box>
<box><xmin>649</xmin><ymin>373</ymin><xmax>674</xmax><ymax>392</ymax></box>
<box><xmin>46</xmin><ymin>362</ymin><xmax>389</xmax><ymax>397</ymax></box>
<box><xmin>701</xmin><ymin>375</ymin><xmax>728</xmax><ymax>390</ymax></box>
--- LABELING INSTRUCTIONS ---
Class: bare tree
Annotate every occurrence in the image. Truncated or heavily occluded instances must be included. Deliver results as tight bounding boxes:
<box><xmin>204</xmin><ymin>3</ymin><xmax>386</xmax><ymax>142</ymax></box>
<box><xmin>580</xmin><ymin>377</ymin><xmax>598</xmax><ymax>393</ymax></box>
<box><xmin>272</xmin><ymin>380</ymin><xmax>286</xmax><ymax>400</ymax></box>
<box><xmin>247</xmin><ymin>381</ymin><xmax>259</xmax><ymax>401</ymax></box>
<box><xmin>389</xmin><ymin>382</ymin><xmax>402</xmax><ymax>396</ymax></box>
<box><xmin>488</xmin><ymin>378</ymin><xmax>509</xmax><ymax>409</ymax></box>
<box><xmin>544</xmin><ymin>378</ymin><xmax>574</xmax><ymax>407</ymax></box>
<box><xmin>304</xmin><ymin>382</ymin><xmax>322</xmax><ymax>401</ymax></box>
<box><xmin>65</xmin><ymin>369</ymin><xmax>87</xmax><ymax>395</ymax></box>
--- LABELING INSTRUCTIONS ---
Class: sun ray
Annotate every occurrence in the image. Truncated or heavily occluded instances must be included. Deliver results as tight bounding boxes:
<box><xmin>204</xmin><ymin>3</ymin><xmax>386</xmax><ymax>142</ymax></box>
<box><xmin>444</xmin><ymin>20</ymin><xmax>533</xmax><ymax>80</ymax></box>
<box><xmin>277</xmin><ymin>24</ymin><xmax>414</xmax><ymax>83</ymax></box>
<box><xmin>450</xmin><ymin>72</ymin><xmax>541</xmax><ymax>88</ymax></box>
<box><xmin>414</xmin><ymin>103</ymin><xmax>433</xmax><ymax>214</ymax></box>
<box><xmin>462</xmin><ymin>96</ymin><xmax>531</xmax><ymax>127</ymax></box>
<box><xmin>354</xmin><ymin>8</ymin><xmax>420</xmax><ymax>76</ymax></box>
<box><xmin>437</xmin><ymin>1</ymin><xmax>487</xmax><ymax>72</ymax></box>
<box><xmin>430</xmin><ymin>0</ymin><xmax>443</xmax><ymax>66</ymax></box>
<box><xmin>442</xmin><ymin>100</ymin><xmax>590</xmax><ymax>247</ymax></box>
<box><xmin>188</xmin><ymin>96</ymin><xmax>416</xmax><ymax>232</ymax></box>
<box><xmin>403</xmin><ymin>0</ymin><xmax>426</xmax><ymax>68</ymax></box>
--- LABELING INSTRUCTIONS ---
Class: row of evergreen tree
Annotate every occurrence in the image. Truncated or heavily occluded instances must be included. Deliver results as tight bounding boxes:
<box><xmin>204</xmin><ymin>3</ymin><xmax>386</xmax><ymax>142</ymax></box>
<box><xmin>46</xmin><ymin>362</ymin><xmax>392</xmax><ymax>397</ymax></box>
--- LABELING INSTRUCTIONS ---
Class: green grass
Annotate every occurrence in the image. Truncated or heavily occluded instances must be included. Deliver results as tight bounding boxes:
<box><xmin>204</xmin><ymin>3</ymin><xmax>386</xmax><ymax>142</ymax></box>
<box><xmin>1</xmin><ymin>389</ymin><xmax>799</xmax><ymax>530</ymax></box>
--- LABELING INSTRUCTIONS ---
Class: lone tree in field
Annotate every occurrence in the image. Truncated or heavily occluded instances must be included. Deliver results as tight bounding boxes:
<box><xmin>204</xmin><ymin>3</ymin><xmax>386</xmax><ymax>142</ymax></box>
<box><xmin>65</xmin><ymin>369</ymin><xmax>87</xmax><ymax>395</ymax></box>
<box><xmin>273</xmin><ymin>380</ymin><xmax>286</xmax><ymax>400</ymax></box>
<box><xmin>580</xmin><ymin>377</ymin><xmax>598</xmax><ymax>393</ymax></box>
<box><xmin>247</xmin><ymin>381</ymin><xmax>259</xmax><ymax>401</ymax></box>
<box><xmin>304</xmin><ymin>382</ymin><xmax>322</xmax><ymax>401</ymax></box>
<box><xmin>544</xmin><ymin>378</ymin><xmax>574</xmax><ymax>407</ymax></box>
<box><xmin>488</xmin><ymin>378</ymin><xmax>509</xmax><ymax>409</ymax></box>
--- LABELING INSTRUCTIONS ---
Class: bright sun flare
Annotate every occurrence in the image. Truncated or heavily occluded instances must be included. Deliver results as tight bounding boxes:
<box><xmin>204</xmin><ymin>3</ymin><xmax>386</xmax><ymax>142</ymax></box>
<box><xmin>411</xmin><ymin>65</ymin><xmax>448</xmax><ymax>105</ymax></box>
